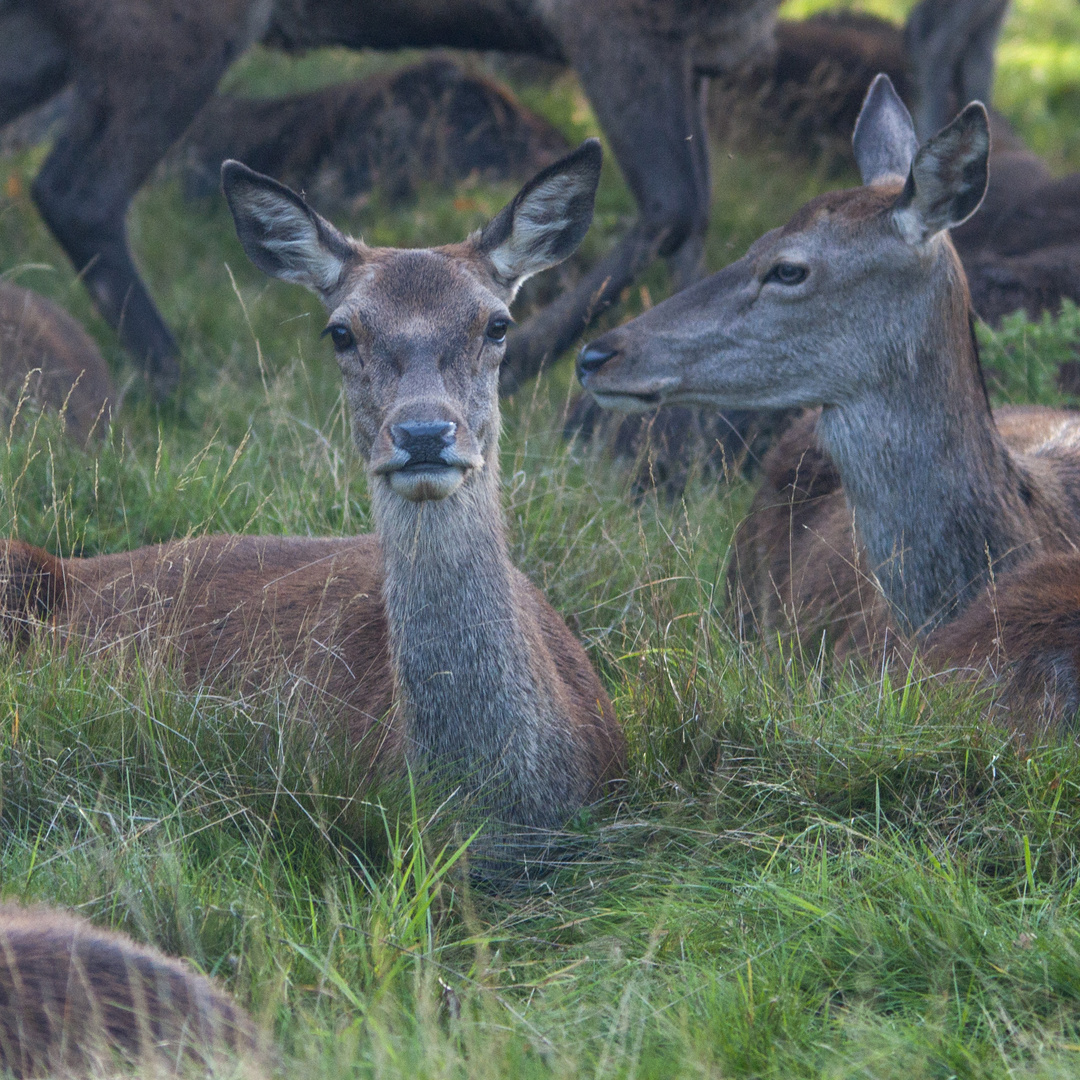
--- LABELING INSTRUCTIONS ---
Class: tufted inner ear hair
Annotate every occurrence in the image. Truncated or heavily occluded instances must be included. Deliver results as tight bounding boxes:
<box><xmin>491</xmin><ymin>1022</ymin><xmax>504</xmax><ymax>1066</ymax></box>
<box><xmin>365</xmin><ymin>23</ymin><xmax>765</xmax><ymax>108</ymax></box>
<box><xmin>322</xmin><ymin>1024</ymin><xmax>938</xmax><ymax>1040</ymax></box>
<box><xmin>476</xmin><ymin>139</ymin><xmax>602</xmax><ymax>297</ymax></box>
<box><xmin>892</xmin><ymin>100</ymin><xmax>990</xmax><ymax>244</ymax></box>
<box><xmin>221</xmin><ymin>160</ymin><xmax>357</xmax><ymax>297</ymax></box>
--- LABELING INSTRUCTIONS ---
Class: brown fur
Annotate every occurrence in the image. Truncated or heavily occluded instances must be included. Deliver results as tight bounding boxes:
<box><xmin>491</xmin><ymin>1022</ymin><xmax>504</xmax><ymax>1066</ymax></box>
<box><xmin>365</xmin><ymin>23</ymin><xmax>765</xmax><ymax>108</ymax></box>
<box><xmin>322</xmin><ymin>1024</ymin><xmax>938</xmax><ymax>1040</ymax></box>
<box><xmin>926</xmin><ymin>552</ymin><xmax>1080</xmax><ymax>729</ymax></box>
<box><xmin>0</xmin><ymin>905</ymin><xmax>260</xmax><ymax>1078</ymax></box>
<box><xmin>729</xmin><ymin>403</ymin><xmax>1080</xmax><ymax>659</ymax></box>
<box><xmin>3</xmin><ymin>0</ymin><xmax>780</xmax><ymax>395</ymax></box>
<box><xmin>1</xmin><ymin>148</ymin><xmax>625</xmax><ymax>838</ymax></box>
<box><xmin>581</xmin><ymin>93</ymin><xmax>1080</xmax><ymax>733</ymax></box>
<box><xmin>729</xmin><ymin>401</ymin><xmax>1080</xmax><ymax>733</ymax></box>
<box><xmin>710</xmin><ymin>13</ymin><xmax>910</xmax><ymax>169</ymax></box>
<box><xmin>7</xmin><ymin>531</ymin><xmax>624</xmax><ymax>792</ymax></box>
<box><xmin>178</xmin><ymin>58</ymin><xmax>570</xmax><ymax>211</ymax></box>
<box><xmin>0</xmin><ymin>282</ymin><xmax>113</xmax><ymax>443</ymax></box>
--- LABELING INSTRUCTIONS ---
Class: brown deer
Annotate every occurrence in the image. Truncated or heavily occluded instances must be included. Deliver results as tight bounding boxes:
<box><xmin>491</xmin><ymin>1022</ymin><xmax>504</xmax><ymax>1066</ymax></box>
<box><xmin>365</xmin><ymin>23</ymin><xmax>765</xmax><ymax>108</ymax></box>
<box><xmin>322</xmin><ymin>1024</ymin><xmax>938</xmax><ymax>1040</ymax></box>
<box><xmin>4</xmin><ymin>0</ymin><xmax>780</xmax><ymax>397</ymax></box>
<box><xmin>0</xmin><ymin>905</ymin><xmax>260</xmax><ymax>1078</ymax></box>
<box><xmin>1</xmin><ymin>142</ymin><xmax>625</xmax><ymax>835</ymax></box>
<box><xmin>0</xmin><ymin>281</ymin><xmax>114</xmax><ymax>443</ymax></box>
<box><xmin>177</xmin><ymin>57</ymin><xmax>571</xmax><ymax>210</ymax></box>
<box><xmin>577</xmin><ymin>76</ymin><xmax>1080</xmax><ymax>732</ymax></box>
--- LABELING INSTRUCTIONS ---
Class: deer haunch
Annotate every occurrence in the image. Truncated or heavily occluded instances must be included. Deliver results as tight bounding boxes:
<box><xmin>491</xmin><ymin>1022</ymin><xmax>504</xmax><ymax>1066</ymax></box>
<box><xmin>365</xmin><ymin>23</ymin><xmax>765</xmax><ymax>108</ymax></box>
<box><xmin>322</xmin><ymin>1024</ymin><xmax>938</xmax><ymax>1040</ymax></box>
<box><xmin>0</xmin><ymin>905</ymin><xmax>260</xmax><ymax>1079</ymax></box>
<box><xmin>177</xmin><ymin>58</ymin><xmax>571</xmax><ymax>210</ymax></box>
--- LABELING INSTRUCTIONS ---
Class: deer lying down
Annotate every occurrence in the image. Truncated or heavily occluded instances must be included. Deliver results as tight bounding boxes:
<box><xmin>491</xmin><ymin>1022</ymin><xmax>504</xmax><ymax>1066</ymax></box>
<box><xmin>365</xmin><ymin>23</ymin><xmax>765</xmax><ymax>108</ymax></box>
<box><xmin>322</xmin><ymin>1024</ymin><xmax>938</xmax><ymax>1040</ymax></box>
<box><xmin>578</xmin><ymin>76</ymin><xmax>1080</xmax><ymax>733</ymax></box>
<box><xmin>0</xmin><ymin>905</ymin><xmax>260</xmax><ymax>1078</ymax></box>
<box><xmin>0</xmin><ymin>142</ymin><xmax>625</xmax><ymax>835</ymax></box>
<box><xmin>0</xmin><ymin>281</ymin><xmax>114</xmax><ymax>443</ymax></box>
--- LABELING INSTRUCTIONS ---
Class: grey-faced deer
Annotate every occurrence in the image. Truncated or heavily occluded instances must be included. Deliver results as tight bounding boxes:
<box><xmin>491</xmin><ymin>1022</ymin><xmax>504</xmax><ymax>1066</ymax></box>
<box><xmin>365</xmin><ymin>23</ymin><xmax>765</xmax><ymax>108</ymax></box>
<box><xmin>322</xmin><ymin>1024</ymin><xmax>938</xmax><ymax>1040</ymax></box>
<box><xmin>578</xmin><ymin>76</ymin><xmax>1080</xmax><ymax>731</ymax></box>
<box><xmin>4</xmin><ymin>0</ymin><xmax>780</xmax><ymax>396</ymax></box>
<box><xmin>0</xmin><ymin>905</ymin><xmax>261</xmax><ymax>1078</ymax></box>
<box><xmin>0</xmin><ymin>142</ymin><xmax>625</xmax><ymax>834</ymax></box>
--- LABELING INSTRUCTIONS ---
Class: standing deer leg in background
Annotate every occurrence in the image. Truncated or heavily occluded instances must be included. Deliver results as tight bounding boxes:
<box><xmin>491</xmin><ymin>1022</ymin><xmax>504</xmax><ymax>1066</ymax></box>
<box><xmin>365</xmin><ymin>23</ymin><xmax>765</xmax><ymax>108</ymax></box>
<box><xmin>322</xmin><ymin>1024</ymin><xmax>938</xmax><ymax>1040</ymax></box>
<box><xmin>28</xmin><ymin>2</ymin><xmax>262</xmax><ymax>397</ymax></box>
<box><xmin>905</xmin><ymin>0</ymin><xmax>1009</xmax><ymax>141</ymax></box>
<box><xmin>500</xmin><ymin>31</ymin><xmax>711</xmax><ymax>391</ymax></box>
<box><xmin>0</xmin><ymin>3</ymin><xmax>68</xmax><ymax>127</ymax></box>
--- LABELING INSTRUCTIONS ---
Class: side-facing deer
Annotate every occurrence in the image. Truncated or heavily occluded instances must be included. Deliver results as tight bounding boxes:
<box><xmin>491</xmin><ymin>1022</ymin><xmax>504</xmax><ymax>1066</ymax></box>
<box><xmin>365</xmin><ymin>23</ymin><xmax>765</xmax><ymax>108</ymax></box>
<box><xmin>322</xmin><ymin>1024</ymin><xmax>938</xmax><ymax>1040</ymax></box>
<box><xmin>577</xmin><ymin>76</ymin><xmax>1080</xmax><ymax>732</ymax></box>
<box><xmin>0</xmin><ymin>905</ymin><xmax>261</xmax><ymax>1078</ymax></box>
<box><xmin>0</xmin><ymin>141</ymin><xmax>625</xmax><ymax>834</ymax></box>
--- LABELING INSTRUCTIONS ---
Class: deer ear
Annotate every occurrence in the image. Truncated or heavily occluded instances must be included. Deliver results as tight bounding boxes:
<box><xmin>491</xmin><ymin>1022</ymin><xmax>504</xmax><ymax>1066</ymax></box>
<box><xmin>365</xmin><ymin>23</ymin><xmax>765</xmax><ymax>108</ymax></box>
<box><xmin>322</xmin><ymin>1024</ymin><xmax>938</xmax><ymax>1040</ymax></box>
<box><xmin>853</xmin><ymin>73</ymin><xmax>919</xmax><ymax>186</ymax></box>
<box><xmin>221</xmin><ymin>160</ymin><xmax>355</xmax><ymax>296</ymax></box>
<box><xmin>892</xmin><ymin>101</ymin><xmax>990</xmax><ymax>244</ymax></box>
<box><xmin>476</xmin><ymin>139</ymin><xmax>602</xmax><ymax>295</ymax></box>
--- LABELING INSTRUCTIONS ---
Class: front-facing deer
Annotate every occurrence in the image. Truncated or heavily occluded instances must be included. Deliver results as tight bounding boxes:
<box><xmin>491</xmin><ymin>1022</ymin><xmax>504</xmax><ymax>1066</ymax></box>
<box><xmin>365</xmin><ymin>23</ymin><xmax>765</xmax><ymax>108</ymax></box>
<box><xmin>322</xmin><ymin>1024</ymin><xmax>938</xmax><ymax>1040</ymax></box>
<box><xmin>578</xmin><ymin>77</ymin><xmax>1080</xmax><ymax>730</ymax></box>
<box><xmin>1</xmin><ymin>142</ymin><xmax>625</xmax><ymax>838</ymax></box>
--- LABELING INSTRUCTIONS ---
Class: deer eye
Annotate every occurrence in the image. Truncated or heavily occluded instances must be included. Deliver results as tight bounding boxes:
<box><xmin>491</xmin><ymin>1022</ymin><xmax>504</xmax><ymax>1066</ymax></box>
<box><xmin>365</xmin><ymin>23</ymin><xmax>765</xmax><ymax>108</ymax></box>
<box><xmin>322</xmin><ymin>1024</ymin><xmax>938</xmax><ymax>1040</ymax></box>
<box><xmin>486</xmin><ymin>317</ymin><xmax>510</xmax><ymax>343</ymax></box>
<box><xmin>323</xmin><ymin>324</ymin><xmax>356</xmax><ymax>351</ymax></box>
<box><xmin>765</xmin><ymin>262</ymin><xmax>808</xmax><ymax>286</ymax></box>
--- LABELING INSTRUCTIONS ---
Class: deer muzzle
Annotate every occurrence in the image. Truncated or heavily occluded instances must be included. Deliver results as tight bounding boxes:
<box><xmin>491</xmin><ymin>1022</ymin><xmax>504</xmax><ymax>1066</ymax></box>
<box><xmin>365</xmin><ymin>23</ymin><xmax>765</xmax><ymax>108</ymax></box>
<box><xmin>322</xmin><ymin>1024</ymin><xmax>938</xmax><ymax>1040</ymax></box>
<box><xmin>373</xmin><ymin>418</ymin><xmax>484</xmax><ymax>501</ymax></box>
<box><xmin>577</xmin><ymin>335</ymin><xmax>679</xmax><ymax>413</ymax></box>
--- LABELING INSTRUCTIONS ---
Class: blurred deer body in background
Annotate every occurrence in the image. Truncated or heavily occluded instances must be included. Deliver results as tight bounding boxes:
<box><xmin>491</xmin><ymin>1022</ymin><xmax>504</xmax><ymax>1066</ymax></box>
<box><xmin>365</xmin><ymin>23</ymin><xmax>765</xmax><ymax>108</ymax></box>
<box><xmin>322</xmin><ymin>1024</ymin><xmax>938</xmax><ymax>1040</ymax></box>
<box><xmin>2</xmin><ymin>0</ymin><xmax>780</xmax><ymax>396</ymax></box>
<box><xmin>0</xmin><ymin>143</ymin><xmax>625</xmax><ymax>835</ymax></box>
<box><xmin>0</xmin><ymin>905</ymin><xmax>260</xmax><ymax>1078</ymax></box>
<box><xmin>578</xmin><ymin>77</ymin><xmax>1080</xmax><ymax>732</ymax></box>
<box><xmin>0</xmin><ymin>280</ymin><xmax>113</xmax><ymax>443</ymax></box>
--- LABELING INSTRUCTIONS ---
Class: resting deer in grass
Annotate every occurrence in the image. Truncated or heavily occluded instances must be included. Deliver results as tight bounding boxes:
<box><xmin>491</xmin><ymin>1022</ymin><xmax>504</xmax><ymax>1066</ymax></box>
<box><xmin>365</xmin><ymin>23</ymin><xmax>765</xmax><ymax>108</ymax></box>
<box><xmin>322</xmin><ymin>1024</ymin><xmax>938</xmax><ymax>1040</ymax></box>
<box><xmin>0</xmin><ymin>141</ymin><xmax>625</xmax><ymax>835</ymax></box>
<box><xmin>578</xmin><ymin>76</ymin><xmax>1080</xmax><ymax>732</ymax></box>
<box><xmin>0</xmin><ymin>905</ymin><xmax>261</xmax><ymax>1078</ymax></box>
<box><xmin>0</xmin><ymin>281</ymin><xmax>113</xmax><ymax>443</ymax></box>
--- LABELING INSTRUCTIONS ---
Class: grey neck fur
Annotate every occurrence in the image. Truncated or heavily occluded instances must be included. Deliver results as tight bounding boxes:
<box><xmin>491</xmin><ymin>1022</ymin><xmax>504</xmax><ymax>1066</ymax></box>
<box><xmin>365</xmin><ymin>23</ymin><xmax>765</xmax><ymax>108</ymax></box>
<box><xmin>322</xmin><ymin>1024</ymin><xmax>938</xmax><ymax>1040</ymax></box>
<box><xmin>371</xmin><ymin>438</ymin><xmax>584</xmax><ymax>828</ymax></box>
<box><xmin>815</xmin><ymin>242</ymin><xmax>1040</xmax><ymax>635</ymax></box>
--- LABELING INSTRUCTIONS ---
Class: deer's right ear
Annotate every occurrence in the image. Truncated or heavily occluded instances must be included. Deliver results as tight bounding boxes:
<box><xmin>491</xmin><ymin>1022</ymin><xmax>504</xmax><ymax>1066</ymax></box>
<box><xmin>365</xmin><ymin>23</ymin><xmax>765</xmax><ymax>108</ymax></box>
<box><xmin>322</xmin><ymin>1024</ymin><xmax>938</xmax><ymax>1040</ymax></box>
<box><xmin>852</xmin><ymin>73</ymin><xmax>919</xmax><ymax>186</ymax></box>
<box><xmin>476</xmin><ymin>138</ymin><xmax>602</xmax><ymax>296</ymax></box>
<box><xmin>892</xmin><ymin>101</ymin><xmax>990</xmax><ymax>244</ymax></box>
<box><xmin>221</xmin><ymin>160</ymin><xmax>355</xmax><ymax>297</ymax></box>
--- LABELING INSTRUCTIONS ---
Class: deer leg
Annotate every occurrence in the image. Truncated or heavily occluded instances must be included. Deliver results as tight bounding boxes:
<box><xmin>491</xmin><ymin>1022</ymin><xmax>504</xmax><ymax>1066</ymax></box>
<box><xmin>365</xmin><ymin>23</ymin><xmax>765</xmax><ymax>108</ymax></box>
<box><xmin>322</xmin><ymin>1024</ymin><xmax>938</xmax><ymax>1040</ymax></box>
<box><xmin>501</xmin><ymin>36</ymin><xmax>709</xmax><ymax>391</ymax></box>
<box><xmin>905</xmin><ymin>0</ymin><xmax>1009</xmax><ymax>140</ymax></box>
<box><xmin>30</xmin><ymin>5</ymin><xmax>260</xmax><ymax>398</ymax></box>
<box><xmin>957</xmin><ymin>0</ymin><xmax>1009</xmax><ymax>107</ymax></box>
<box><xmin>665</xmin><ymin>75</ymin><xmax>712</xmax><ymax>292</ymax></box>
<box><xmin>0</xmin><ymin>4</ymin><xmax>69</xmax><ymax>127</ymax></box>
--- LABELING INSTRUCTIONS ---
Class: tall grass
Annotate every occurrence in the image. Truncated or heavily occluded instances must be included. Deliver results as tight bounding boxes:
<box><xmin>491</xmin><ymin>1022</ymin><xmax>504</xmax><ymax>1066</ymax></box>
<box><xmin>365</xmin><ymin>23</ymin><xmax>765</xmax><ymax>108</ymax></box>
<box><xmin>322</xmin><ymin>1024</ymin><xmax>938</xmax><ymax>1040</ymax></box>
<box><xmin>2</xmin><ymin>2</ymin><xmax>1080</xmax><ymax>1075</ymax></box>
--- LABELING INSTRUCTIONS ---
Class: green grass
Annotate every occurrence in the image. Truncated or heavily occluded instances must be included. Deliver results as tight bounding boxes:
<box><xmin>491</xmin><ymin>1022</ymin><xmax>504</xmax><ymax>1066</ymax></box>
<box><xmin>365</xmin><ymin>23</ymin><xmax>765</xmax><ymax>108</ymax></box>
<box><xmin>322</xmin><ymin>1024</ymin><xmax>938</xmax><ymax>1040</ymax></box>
<box><xmin>3</xmin><ymin>3</ymin><xmax>1080</xmax><ymax>1076</ymax></box>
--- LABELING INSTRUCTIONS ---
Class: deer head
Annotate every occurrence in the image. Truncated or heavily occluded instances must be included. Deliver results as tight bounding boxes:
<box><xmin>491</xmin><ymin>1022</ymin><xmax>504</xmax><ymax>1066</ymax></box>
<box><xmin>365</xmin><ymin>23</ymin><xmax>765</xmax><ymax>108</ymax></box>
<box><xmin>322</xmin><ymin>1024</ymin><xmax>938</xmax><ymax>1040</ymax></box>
<box><xmin>222</xmin><ymin>140</ymin><xmax>601</xmax><ymax>501</ymax></box>
<box><xmin>576</xmin><ymin>76</ymin><xmax>989</xmax><ymax>417</ymax></box>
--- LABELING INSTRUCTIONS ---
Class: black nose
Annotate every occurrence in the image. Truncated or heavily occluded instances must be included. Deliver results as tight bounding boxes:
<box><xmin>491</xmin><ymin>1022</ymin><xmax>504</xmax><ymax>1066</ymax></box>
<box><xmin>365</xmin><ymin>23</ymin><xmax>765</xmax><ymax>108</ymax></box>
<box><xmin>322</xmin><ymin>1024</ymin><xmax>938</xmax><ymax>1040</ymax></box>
<box><xmin>577</xmin><ymin>342</ymin><xmax>617</xmax><ymax>381</ymax></box>
<box><xmin>391</xmin><ymin>420</ymin><xmax>456</xmax><ymax>465</ymax></box>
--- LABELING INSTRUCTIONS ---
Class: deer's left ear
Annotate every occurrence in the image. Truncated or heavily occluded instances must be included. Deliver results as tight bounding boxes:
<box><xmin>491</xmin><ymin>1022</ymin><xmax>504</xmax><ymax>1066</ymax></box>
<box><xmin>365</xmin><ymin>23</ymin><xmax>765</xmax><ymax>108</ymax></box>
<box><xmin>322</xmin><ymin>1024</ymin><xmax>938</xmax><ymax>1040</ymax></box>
<box><xmin>892</xmin><ymin>101</ymin><xmax>990</xmax><ymax>244</ymax></box>
<box><xmin>476</xmin><ymin>139</ymin><xmax>602</xmax><ymax>296</ymax></box>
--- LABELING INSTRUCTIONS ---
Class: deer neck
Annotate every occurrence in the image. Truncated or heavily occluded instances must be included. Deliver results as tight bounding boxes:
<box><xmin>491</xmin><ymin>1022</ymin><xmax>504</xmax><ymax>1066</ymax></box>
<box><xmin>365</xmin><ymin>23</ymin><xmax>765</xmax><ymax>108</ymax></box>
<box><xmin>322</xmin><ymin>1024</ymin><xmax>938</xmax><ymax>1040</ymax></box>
<box><xmin>815</xmin><ymin>251</ymin><xmax>1042</xmax><ymax>635</ymax></box>
<box><xmin>371</xmin><ymin>448</ymin><xmax>577</xmax><ymax>827</ymax></box>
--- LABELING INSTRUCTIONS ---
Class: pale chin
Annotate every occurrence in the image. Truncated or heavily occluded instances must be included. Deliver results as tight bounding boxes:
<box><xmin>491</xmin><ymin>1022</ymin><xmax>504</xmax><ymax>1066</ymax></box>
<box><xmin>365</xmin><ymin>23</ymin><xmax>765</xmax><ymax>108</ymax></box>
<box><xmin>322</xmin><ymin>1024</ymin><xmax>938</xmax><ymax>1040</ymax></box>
<box><xmin>588</xmin><ymin>390</ymin><xmax>663</xmax><ymax>414</ymax></box>
<box><xmin>387</xmin><ymin>467</ymin><xmax>467</xmax><ymax>502</ymax></box>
